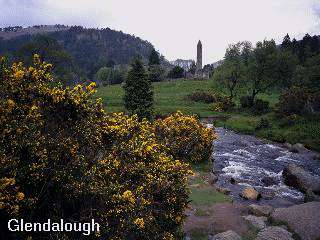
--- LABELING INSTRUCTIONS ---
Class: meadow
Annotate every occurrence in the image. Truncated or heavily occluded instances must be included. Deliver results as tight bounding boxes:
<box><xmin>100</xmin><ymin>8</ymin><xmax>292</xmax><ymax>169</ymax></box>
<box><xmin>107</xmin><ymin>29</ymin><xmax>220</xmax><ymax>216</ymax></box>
<box><xmin>96</xmin><ymin>78</ymin><xmax>320</xmax><ymax>151</ymax></box>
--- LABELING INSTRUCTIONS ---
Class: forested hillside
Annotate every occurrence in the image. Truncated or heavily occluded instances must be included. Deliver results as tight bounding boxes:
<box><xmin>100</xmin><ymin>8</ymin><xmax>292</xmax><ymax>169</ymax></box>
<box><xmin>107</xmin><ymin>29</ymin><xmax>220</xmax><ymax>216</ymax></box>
<box><xmin>0</xmin><ymin>25</ymin><xmax>160</xmax><ymax>84</ymax></box>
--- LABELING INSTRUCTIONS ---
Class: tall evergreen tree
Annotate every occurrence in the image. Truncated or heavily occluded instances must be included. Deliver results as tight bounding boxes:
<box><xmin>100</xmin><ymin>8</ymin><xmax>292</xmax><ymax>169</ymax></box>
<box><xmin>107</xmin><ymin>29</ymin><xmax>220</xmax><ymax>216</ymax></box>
<box><xmin>281</xmin><ymin>34</ymin><xmax>292</xmax><ymax>51</ymax></box>
<box><xmin>124</xmin><ymin>57</ymin><xmax>153</xmax><ymax>119</ymax></box>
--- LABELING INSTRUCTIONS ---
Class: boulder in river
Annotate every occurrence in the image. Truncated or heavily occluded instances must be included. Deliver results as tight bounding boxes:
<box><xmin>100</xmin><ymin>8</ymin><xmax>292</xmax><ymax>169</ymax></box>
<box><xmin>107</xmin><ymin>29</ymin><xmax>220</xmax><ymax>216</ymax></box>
<box><xmin>261</xmin><ymin>176</ymin><xmax>277</xmax><ymax>187</ymax></box>
<box><xmin>289</xmin><ymin>143</ymin><xmax>308</xmax><ymax>153</ymax></box>
<box><xmin>282</xmin><ymin>164</ymin><xmax>320</xmax><ymax>194</ymax></box>
<box><xmin>255</xmin><ymin>226</ymin><xmax>293</xmax><ymax>240</ymax></box>
<box><xmin>271</xmin><ymin>202</ymin><xmax>320</xmax><ymax>240</ymax></box>
<box><xmin>304</xmin><ymin>189</ymin><xmax>320</xmax><ymax>202</ymax></box>
<box><xmin>209</xmin><ymin>230</ymin><xmax>242</xmax><ymax>240</ymax></box>
<box><xmin>240</xmin><ymin>187</ymin><xmax>261</xmax><ymax>200</ymax></box>
<box><xmin>248</xmin><ymin>204</ymin><xmax>273</xmax><ymax>217</ymax></box>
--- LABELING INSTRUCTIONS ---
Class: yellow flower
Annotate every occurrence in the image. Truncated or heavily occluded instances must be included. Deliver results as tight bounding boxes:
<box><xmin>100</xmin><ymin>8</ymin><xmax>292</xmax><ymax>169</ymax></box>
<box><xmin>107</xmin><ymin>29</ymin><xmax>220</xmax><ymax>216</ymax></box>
<box><xmin>122</xmin><ymin>190</ymin><xmax>135</xmax><ymax>204</ymax></box>
<box><xmin>134</xmin><ymin>218</ymin><xmax>145</xmax><ymax>229</ymax></box>
<box><xmin>14</xmin><ymin>70</ymin><xmax>24</xmax><ymax>80</ymax></box>
<box><xmin>17</xmin><ymin>192</ymin><xmax>25</xmax><ymax>201</ymax></box>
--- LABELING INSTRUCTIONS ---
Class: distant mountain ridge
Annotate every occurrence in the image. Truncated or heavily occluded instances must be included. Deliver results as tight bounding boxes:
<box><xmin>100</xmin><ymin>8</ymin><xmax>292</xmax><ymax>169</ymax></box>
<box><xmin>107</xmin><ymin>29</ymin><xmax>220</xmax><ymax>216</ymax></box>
<box><xmin>0</xmin><ymin>25</ymin><xmax>166</xmax><ymax>80</ymax></box>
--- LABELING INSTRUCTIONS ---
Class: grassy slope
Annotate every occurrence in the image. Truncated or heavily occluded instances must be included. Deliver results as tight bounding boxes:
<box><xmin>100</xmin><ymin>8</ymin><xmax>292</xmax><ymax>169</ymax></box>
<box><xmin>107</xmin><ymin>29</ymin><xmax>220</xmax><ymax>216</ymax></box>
<box><xmin>96</xmin><ymin>79</ymin><xmax>320</xmax><ymax>151</ymax></box>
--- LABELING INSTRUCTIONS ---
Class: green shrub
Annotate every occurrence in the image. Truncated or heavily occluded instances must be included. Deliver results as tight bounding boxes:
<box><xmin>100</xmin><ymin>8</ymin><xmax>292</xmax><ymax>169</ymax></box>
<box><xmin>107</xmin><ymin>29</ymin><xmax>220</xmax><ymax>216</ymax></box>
<box><xmin>276</xmin><ymin>86</ymin><xmax>314</xmax><ymax>117</ymax></box>
<box><xmin>252</xmin><ymin>99</ymin><xmax>270</xmax><ymax>115</ymax></box>
<box><xmin>279</xmin><ymin>114</ymin><xmax>299</xmax><ymax>127</ymax></box>
<box><xmin>186</xmin><ymin>91</ymin><xmax>218</xmax><ymax>103</ymax></box>
<box><xmin>255</xmin><ymin>118</ymin><xmax>271</xmax><ymax>130</ymax></box>
<box><xmin>212</xmin><ymin>96</ymin><xmax>235</xmax><ymax>112</ymax></box>
<box><xmin>240</xmin><ymin>96</ymin><xmax>254</xmax><ymax>108</ymax></box>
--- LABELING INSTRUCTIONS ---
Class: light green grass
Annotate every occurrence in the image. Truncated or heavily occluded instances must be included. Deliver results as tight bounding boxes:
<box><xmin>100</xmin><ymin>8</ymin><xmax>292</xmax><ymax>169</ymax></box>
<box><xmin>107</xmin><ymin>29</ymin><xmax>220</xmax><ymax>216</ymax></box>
<box><xmin>96</xmin><ymin>79</ymin><xmax>217</xmax><ymax>117</ymax></box>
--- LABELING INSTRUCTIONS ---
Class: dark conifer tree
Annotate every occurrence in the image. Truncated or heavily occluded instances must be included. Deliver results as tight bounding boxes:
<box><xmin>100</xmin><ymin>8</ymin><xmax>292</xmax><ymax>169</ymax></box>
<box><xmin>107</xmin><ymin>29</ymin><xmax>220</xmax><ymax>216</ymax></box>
<box><xmin>123</xmin><ymin>56</ymin><xmax>153</xmax><ymax>120</ymax></box>
<box><xmin>281</xmin><ymin>34</ymin><xmax>292</xmax><ymax>51</ymax></box>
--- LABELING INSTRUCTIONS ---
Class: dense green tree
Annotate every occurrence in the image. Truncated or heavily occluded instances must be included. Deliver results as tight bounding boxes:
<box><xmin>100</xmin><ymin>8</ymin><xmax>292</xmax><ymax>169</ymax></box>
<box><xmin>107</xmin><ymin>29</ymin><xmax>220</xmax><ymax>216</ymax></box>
<box><xmin>148</xmin><ymin>65</ymin><xmax>165</xmax><ymax>82</ymax></box>
<box><xmin>96</xmin><ymin>67</ymin><xmax>113</xmax><ymax>84</ymax></box>
<box><xmin>246</xmin><ymin>40</ymin><xmax>280</xmax><ymax>101</ymax></box>
<box><xmin>168</xmin><ymin>66</ymin><xmax>185</xmax><ymax>79</ymax></box>
<box><xmin>123</xmin><ymin>57</ymin><xmax>153</xmax><ymax>119</ymax></box>
<box><xmin>213</xmin><ymin>42</ymin><xmax>250</xmax><ymax>98</ymax></box>
<box><xmin>281</xmin><ymin>34</ymin><xmax>292</xmax><ymax>51</ymax></box>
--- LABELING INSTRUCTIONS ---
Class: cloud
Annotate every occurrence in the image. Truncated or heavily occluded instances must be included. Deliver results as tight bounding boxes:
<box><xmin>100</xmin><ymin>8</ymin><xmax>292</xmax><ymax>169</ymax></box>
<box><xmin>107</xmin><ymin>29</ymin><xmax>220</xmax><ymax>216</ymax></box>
<box><xmin>1</xmin><ymin>0</ymin><xmax>320</xmax><ymax>64</ymax></box>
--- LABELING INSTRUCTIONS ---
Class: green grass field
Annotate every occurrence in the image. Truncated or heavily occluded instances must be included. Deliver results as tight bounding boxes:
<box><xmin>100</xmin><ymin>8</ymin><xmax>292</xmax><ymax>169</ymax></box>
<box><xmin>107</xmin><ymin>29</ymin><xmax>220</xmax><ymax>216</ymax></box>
<box><xmin>96</xmin><ymin>78</ymin><xmax>320</xmax><ymax>151</ymax></box>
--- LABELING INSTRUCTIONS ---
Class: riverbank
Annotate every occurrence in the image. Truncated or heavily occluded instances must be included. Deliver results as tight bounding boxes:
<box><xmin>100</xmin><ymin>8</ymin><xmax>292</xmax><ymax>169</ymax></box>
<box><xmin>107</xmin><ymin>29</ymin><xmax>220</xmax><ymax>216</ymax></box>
<box><xmin>185</xmin><ymin>127</ymin><xmax>320</xmax><ymax>240</ymax></box>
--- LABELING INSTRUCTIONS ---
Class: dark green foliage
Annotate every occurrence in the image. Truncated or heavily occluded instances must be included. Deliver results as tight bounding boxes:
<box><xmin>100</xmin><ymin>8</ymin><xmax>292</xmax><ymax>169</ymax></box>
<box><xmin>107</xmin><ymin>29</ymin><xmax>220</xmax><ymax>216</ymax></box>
<box><xmin>281</xmin><ymin>34</ymin><xmax>292</xmax><ymax>51</ymax></box>
<box><xmin>95</xmin><ymin>66</ymin><xmax>126</xmax><ymax>85</ymax></box>
<box><xmin>276</xmin><ymin>86</ymin><xmax>315</xmax><ymax>116</ymax></box>
<box><xmin>148</xmin><ymin>65</ymin><xmax>165</xmax><ymax>82</ymax></box>
<box><xmin>255</xmin><ymin>118</ymin><xmax>271</xmax><ymax>130</ymax></box>
<box><xmin>186</xmin><ymin>91</ymin><xmax>218</xmax><ymax>103</ymax></box>
<box><xmin>15</xmin><ymin>35</ymin><xmax>78</xmax><ymax>85</ymax></box>
<box><xmin>168</xmin><ymin>66</ymin><xmax>185</xmax><ymax>79</ymax></box>
<box><xmin>148</xmin><ymin>48</ymin><xmax>160</xmax><ymax>66</ymax></box>
<box><xmin>123</xmin><ymin>57</ymin><xmax>153</xmax><ymax>120</ymax></box>
<box><xmin>240</xmin><ymin>96</ymin><xmax>254</xmax><ymax>108</ymax></box>
<box><xmin>279</xmin><ymin>114</ymin><xmax>298</xmax><ymax>127</ymax></box>
<box><xmin>240</xmin><ymin>96</ymin><xmax>269</xmax><ymax>114</ymax></box>
<box><xmin>252</xmin><ymin>99</ymin><xmax>270</xmax><ymax>115</ymax></box>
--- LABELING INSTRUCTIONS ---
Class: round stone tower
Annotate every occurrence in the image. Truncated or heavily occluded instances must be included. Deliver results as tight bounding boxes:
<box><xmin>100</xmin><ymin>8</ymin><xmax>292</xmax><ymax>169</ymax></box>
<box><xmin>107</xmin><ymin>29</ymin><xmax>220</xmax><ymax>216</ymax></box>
<box><xmin>196</xmin><ymin>40</ymin><xmax>202</xmax><ymax>75</ymax></box>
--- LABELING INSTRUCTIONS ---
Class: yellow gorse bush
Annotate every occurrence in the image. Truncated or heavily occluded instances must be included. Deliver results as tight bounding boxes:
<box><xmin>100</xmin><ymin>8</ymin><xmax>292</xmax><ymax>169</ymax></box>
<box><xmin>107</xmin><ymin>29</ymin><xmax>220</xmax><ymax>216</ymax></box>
<box><xmin>155</xmin><ymin>112</ymin><xmax>217</xmax><ymax>163</ymax></box>
<box><xmin>0</xmin><ymin>56</ymin><xmax>216</xmax><ymax>239</ymax></box>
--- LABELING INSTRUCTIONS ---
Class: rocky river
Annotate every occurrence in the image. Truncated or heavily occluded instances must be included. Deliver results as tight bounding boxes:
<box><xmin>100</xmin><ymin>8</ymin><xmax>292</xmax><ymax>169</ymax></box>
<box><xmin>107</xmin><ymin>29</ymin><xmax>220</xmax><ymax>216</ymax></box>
<box><xmin>211</xmin><ymin>127</ymin><xmax>320</xmax><ymax>208</ymax></box>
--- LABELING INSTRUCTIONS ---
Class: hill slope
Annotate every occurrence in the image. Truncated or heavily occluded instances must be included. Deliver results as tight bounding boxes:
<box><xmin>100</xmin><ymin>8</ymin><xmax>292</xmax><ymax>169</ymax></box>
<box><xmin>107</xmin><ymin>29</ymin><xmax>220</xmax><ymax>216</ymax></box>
<box><xmin>0</xmin><ymin>25</ymin><xmax>159</xmax><ymax>80</ymax></box>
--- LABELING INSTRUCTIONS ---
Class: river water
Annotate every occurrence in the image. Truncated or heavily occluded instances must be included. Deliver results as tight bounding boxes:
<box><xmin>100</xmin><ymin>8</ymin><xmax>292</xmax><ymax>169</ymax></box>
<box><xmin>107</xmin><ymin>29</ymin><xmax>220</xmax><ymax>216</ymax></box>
<box><xmin>211</xmin><ymin>127</ymin><xmax>320</xmax><ymax>208</ymax></box>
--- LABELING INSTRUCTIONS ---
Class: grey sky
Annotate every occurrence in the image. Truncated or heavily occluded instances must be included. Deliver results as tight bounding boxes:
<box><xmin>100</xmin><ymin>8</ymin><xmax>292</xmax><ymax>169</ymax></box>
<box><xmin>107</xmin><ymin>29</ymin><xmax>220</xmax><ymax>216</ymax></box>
<box><xmin>1</xmin><ymin>0</ymin><xmax>320</xmax><ymax>64</ymax></box>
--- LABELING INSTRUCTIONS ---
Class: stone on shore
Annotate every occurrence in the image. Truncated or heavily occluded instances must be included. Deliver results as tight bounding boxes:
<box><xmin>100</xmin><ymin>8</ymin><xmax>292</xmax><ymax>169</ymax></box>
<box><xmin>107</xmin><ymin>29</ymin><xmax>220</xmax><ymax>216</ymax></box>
<box><xmin>271</xmin><ymin>202</ymin><xmax>320</xmax><ymax>240</ymax></box>
<box><xmin>244</xmin><ymin>215</ymin><xmax>267</xmax><ymax>230</ymax></box>
<box><xmin>209</xmin><ymin>230</ymin><xmax>242</xmax><ymax>240</ymax></box>
<box><xmin>255</xmin><ymin>226</ymin><xmax>293</xmax><ymax>240</ymax></box>
<box><xmin>240</xmin><ymin>187</ymin><xmax>261</xmax><ymax>200</ymax></box>
<box><xmin>282</xmin><ymin>163</ymin><xmax>320</xmax><ymax>194</ymax></box>
<box><xmin>248</xmin><ymin>204</ymin><xmax>273</xmax><ymax>217</ymax></box>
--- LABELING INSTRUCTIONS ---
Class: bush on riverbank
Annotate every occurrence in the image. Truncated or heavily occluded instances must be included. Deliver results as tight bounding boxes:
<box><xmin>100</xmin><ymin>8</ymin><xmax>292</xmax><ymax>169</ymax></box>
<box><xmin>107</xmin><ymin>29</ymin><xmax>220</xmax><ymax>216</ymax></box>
<box><xmin>155</xmin><ymin>111</ymin><xmax>216</xmax><ymax>163</ymax></box>
<box><xmin>0</xmin><ymin>56</ymin><xmax>200</xmax><ymax>239</ymax></box>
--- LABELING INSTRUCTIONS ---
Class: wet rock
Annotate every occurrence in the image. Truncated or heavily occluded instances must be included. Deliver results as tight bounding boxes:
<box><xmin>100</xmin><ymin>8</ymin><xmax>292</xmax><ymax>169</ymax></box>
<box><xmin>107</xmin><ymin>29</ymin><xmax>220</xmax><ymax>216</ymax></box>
<box><xmin>209</xmin><ymin>173</ymin><xmax>218</xmax><ymax>184</ymax></box>
<box><xmin>230</xmin><ymin>177</ymin><xmax>238</xmax><ymax>185</ymax></box>
<box><xmin>240</xmin><ymin>187</ymin><xmax>261</xmax><ymax>200</ymax></box>
<box><xmin>271</xmin><ymin>202</ymin><xmax>320</xmax><ymax>240</ymax></box>
<box><xmin>209</xmin><ymin>230</ymin><xmax>242</xmax><ymax>240</ymax></box>
<box><xmin>283</xmin><ymin>143</ymin><xmax>292</xmax><ymax>149</ymax></box>
<box><xmin>290</xmin><ymin>143</ymin><xmax>308</xmax><ymax>153</ymax></box>
<box><xmin>282</xmin><ymin>164</ymin><xmax>320</xmax><ymax>194</ymax></box>
<box><xmin>244</xmin><ymin>215</ymin><xmax>267</xmax><ymax>230</ymax></box>
<box><xmin>249</xmin><ymin>204</ymin><xmax>273</xmax><ymax>217</ymax></box>
<box><xmin>260</xmin><ymin>190</ymin><xmax>276</xmax><ymax>200</ymax></box>
<box><xmin>304</xmin><ymin>189</ymin><xmax>320</xmax><ymax>202</ymax></box>
<box><xmin>216</xmin><ymin>187</ymin><xmax>231</xmax><ymax>195</ymax></box>
<box><xmin>255</xmin><ymin>226</ymin><xmax>293</xmax><ymax>240</ymax></box>
<box><xmin>261</xmin><ymin>176</ymin><xmax>276</xmax><ymax>187</ymax></box>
